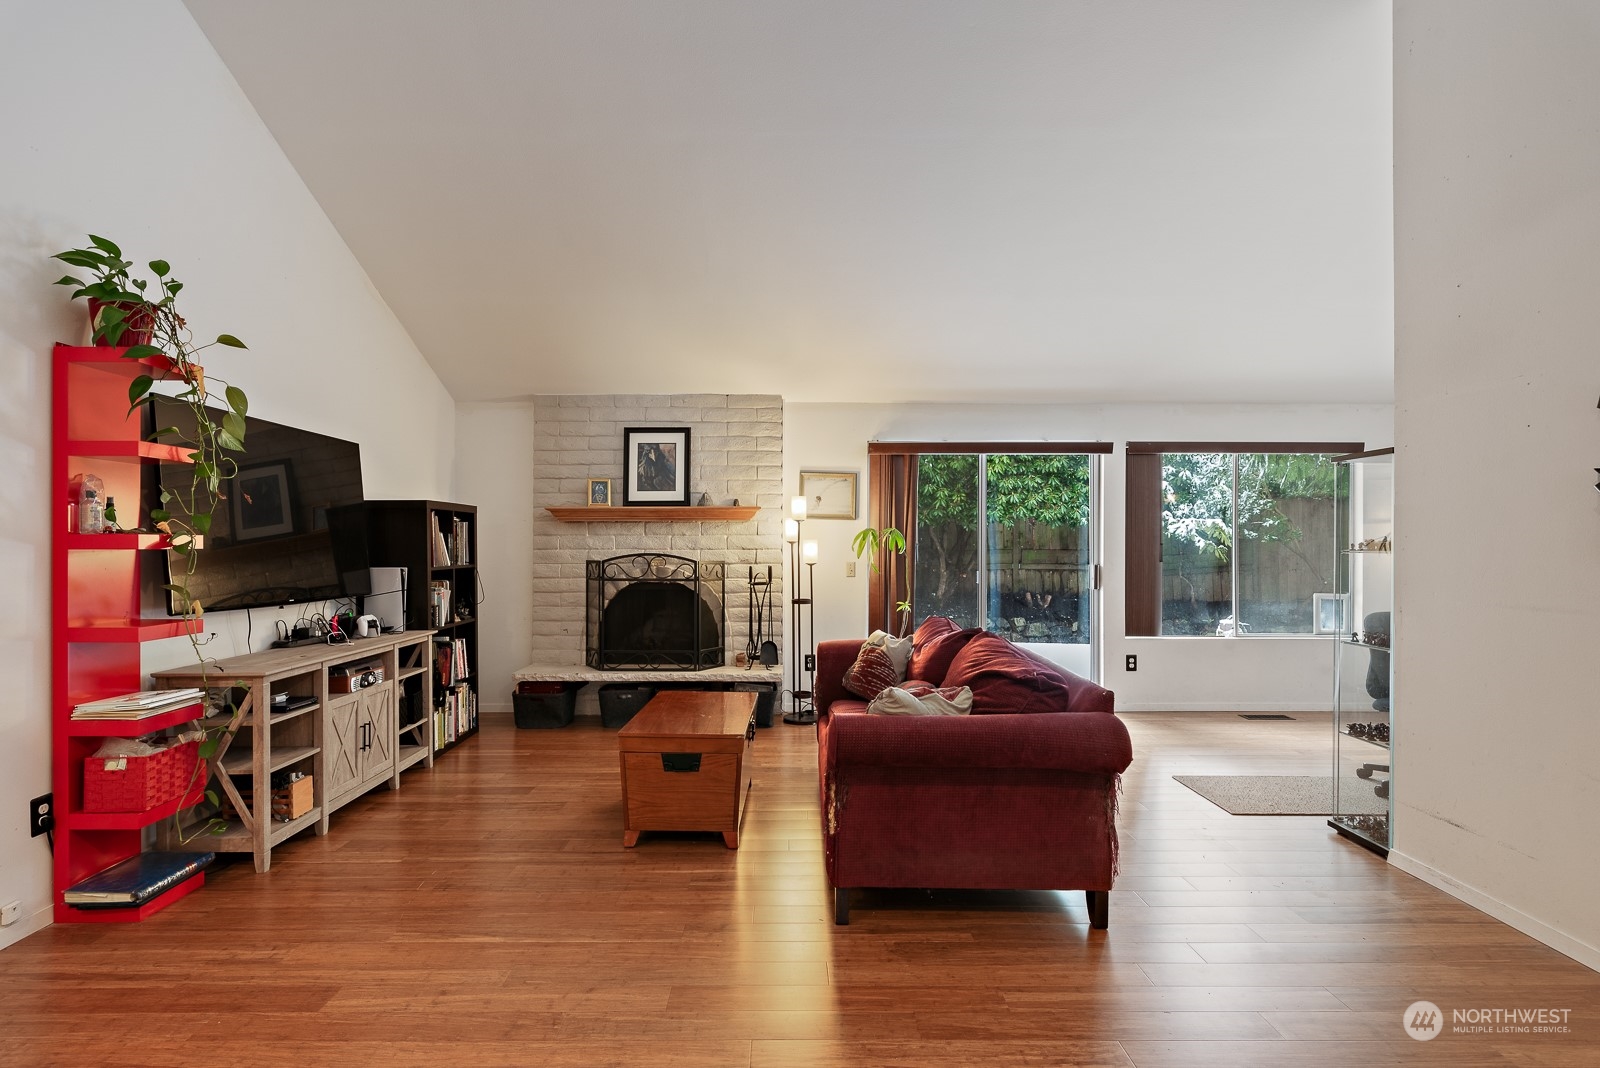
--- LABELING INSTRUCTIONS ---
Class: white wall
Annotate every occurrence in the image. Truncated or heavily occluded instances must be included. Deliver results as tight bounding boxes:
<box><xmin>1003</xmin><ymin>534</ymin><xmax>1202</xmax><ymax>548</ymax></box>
<box><xmin>785</xmin><ymin>402</ymin><xmax>1393</xmax><ymax>711</ymax></box>
<box><xmin>0</xmin><ymin>1</ymin><xmax>454</xmax><ymax>949</ymax></box>
<box><xmin>454</xmin><ymin>402</ymin><xmax>537</xmax><ymax>715</ymax></box>
<box><xmin>1393</xmin><ymin>1</ymin><xmax>1600</xmax><ymax>969</ymax></box>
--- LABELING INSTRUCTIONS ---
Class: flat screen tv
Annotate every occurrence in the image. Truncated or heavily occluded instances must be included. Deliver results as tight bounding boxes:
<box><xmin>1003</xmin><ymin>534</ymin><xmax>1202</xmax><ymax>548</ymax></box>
<box><xmin>151</xmin><ymin>397</ymin><xmax>371</xmax><ymax>615</ymax></box>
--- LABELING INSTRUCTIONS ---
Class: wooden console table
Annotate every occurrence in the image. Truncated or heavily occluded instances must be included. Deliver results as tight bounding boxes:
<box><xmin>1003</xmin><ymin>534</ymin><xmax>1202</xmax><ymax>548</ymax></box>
<box><xmin>151</xmin><ymin>630</ymin><xmax>435</xmax><ymax>872</ymax></box>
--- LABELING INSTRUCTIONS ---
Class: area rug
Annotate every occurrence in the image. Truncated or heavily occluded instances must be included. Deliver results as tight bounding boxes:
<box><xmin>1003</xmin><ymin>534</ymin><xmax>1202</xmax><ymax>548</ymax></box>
<box><xmin>1173</xmin><ymin>774</ymin><xmax>1387</xmax><ymax>815</ymax></box>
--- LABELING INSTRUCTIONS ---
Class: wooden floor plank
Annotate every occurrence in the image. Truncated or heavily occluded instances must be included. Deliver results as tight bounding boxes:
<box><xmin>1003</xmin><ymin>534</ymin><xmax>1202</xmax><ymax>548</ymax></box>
<box><xmin>1</xmin><ymin>710</ymin><xmax>1594</xmax><ymax>1066</ymax></box>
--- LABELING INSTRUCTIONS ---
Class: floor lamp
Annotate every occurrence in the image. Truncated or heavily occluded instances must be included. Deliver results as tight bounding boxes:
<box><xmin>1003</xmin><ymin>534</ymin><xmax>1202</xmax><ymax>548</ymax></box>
<box><xmin>783</xmin><ymin>497</ymin><xmax>818</xmax><ymax>725</ymax></box>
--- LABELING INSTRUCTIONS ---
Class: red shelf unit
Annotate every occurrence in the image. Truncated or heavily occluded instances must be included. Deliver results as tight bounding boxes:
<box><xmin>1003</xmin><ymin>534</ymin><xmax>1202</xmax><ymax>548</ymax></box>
<box><xmin>52</xmin><ymin>343</ymin><xmax>207</xmax><ymax>923</ymax></box>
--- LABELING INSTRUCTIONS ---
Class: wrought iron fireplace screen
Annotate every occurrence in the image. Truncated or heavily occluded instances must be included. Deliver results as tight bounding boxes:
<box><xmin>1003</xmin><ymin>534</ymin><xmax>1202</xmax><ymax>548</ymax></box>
<box><xmin>586</xmin><ymin>554</ymin><xmax>726</xmax><ymax>670</ymax></box>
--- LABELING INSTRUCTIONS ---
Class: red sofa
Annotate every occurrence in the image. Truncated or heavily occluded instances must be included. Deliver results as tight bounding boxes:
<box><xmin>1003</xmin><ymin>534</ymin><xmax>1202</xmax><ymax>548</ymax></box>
<box><xmin>816</xmin><ymin>618</ymin><xmax>1132</xmax><ymax>926</ymax></box>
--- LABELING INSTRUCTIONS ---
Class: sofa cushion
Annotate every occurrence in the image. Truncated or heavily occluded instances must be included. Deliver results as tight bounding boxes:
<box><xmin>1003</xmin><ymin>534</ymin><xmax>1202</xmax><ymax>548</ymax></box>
<box><xmin>907</xmin><ymin>627</ymin><xmax>983</xmax><ymax>685</ymax></box>
<box><xmin>911</xmin><ymin>615</ymin><xmax>958</xmax><ymax>647</ymax></box>
<box><xmin>867</xmin><ymin>684</ymin><xmax>973</xmax><ymax>717</ymax></box>
<box><xmin>864</xmin><ymin>629</ymin><xmax>912</xmax><ymax>680</ymax></box>
<box><xmin>829</xmin><ymin>698</ymin><xmax>870</xmax><ymax>716</ymax></box>
<box><xmin>942</xmin><ymin>632</ymin><xmax>1076</xmax><ymax>715</ymax></box>
<box><xmin>843</xmin><ymin>643</ymin><xmax>899</xmax><ymax>700</ymax></box>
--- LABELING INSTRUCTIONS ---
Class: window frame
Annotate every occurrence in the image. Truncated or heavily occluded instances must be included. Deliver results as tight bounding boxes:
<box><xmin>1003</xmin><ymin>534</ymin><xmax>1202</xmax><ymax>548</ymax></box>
<box><xmin>1123</xmin><ymin>441</ymin><xmax>1363</xmax><ymax>638</ymax></box>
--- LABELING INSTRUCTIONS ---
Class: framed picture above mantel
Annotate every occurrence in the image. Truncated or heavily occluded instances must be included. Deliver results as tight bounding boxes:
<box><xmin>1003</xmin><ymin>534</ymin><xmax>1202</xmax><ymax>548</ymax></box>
<box><xmin>623</xmin><ymin>426</ymin><xmax>691</xmax><ymax>507</ymax></box>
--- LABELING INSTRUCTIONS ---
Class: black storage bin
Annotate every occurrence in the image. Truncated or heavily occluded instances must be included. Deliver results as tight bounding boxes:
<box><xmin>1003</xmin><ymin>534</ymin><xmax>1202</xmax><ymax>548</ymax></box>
<box><xmin>513</xmin><ymin>682</ymin><xmax>579</xmax><ymax>729</ymax></box>
<box><xmin>732</xmin><ymin>682</ymin><xmax>777</xmax><ymax>728</ymax></box>
<box><xmin>598</xmin><ymin>684</ymin><xmax>657</xmax><ymax>729</ymax></box>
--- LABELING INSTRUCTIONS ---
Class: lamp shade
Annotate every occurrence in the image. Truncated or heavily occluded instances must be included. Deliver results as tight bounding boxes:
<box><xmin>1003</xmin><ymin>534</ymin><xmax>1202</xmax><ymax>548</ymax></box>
<box><xmin>802</xmin><ymin>540</ymin><xmax>818</xmax><ymax>563</ymax></box>
<box><xmin>790</xmin><ymin>496</ymin><xmax>808</xmax><ymax>520</ymax></box>
<box><xmin>783</xmin><ymin>518</ymin><xmax>799</xmax><ymax>543</ymax></box>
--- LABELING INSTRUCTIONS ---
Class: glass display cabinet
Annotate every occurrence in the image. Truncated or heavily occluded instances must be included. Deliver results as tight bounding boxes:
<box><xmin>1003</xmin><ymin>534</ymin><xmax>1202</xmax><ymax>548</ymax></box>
<box><xmin>1331</xmin><ymin>448</ymin><xmax>1394</xmax><ymax>854</ymax></box>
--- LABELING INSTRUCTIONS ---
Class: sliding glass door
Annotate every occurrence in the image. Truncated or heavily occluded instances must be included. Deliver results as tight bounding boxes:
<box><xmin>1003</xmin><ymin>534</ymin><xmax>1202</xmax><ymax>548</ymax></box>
<box><xmin>912</xmin><ymin>452</ymin><xmax>1100</xmax><ymax>680</ymax></box>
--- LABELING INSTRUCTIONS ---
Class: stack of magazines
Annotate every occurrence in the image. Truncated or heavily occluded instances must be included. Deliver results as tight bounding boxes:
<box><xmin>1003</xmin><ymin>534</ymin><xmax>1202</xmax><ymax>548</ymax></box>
<box><xmin>71</xmin><ymin>689</ymin><xmax>204</xmax><ymax>721</ymax></box>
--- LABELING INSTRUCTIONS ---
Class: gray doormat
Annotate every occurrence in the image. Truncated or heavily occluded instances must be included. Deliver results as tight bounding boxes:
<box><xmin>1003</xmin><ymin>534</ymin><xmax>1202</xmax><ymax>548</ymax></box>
<box><xmin>1174</xmin><ymin>774</ymin><xmax>1387</xmax><ymax>815</ymax></box>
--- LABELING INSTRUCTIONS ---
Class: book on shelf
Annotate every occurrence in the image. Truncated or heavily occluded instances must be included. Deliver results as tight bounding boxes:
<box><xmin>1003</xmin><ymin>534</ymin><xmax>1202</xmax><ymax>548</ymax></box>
<box><xmin>433</xmin><ymin>636</ymin><xmax>470</xmax><ymax>686</ymax></box>
<box><xmin>432</xmin><ymin>515</ymin><xmax>452</xmax><ymax>567</ymax></box>
<box><xmin>429</xmin><ymin>579</ymin><xmax>452</xmax><ymax>626</ymax></box>
<box><xmin>71</xmin><ymin>688</ymin><xmax>204</xmax><ymax>720</ymax></box>
<box><xmin>435</xmin><ymin>682</ymin><xmax>477</xmax><ymax>749</ymax></box>
<box><xmin>63</xmin><ymin>851</ymin><xmax>215</xmax><ymax>909</ymax></box>
<box><xmin>451</xmin><ymin>516</ymin><xmax>471</xmax><ymax>565</ymax></box>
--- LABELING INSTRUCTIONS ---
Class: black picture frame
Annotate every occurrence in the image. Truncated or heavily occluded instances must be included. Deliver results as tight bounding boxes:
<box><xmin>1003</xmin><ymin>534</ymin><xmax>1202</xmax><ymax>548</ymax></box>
<box><xmin>622</xmin><ymin>426</ymin><xmax>691</xmax><ymax>506</ymax></box>
<box><xmin>231</xmin><ymin>460</ymin><xmax>297</xmax><ymax>541</ymax></box>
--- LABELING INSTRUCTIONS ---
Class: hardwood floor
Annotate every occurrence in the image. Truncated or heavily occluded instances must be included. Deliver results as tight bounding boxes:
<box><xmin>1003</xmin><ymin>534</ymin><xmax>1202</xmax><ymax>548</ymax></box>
<box><xmin>3</xmin><ymin>711</ymin><xmax>1596</xmax><ymax>1066</ymax></box>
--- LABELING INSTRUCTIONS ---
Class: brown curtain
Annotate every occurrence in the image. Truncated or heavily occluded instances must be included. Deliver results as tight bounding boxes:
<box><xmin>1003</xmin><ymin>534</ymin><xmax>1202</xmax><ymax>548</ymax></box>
<box><xmin>867</xmin><ymin>452</ymin><xmax>917</xmax><ymax>635</ymax></box>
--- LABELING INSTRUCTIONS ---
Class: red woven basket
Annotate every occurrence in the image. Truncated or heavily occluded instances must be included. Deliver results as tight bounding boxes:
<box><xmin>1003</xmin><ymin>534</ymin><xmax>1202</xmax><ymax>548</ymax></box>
<box><xmin>83</xmin><ymin>739</ymin><xmax>202</xmax><ymax>813</ymax></box>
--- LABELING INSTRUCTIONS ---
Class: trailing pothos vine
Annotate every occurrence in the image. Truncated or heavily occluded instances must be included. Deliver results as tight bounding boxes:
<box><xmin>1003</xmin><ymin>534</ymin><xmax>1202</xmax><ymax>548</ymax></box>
<box><xmin>54</xmin><ymin>235</ymin><xmax>251</xmax><ymax>840</ymax></box>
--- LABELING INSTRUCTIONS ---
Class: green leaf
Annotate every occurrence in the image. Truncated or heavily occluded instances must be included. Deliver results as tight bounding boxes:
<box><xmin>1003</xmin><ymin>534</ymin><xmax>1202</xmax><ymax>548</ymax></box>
<box><xmin>97</xmin><ymin>305</ymin><xmax>126</xmax><ymax>325</ymax></box>
<box><xmin>149</xmin><ymin>426</ymin><xmax>180</xmax><ymax>440</ymax></box>
<box><xmin>151</xmin><ymin>509</ymin><xmax>171</xmax><ymax>522</ymax></box>
<box><xmin>166</xmin><ymin>280</ymin><xmax>183</xmax><ymax>295</ymax></box>
<box><xmin>149</xmin><ymin>259</ymin><xmax>170</xmax><ymax>276</ymax></box>
<box><xmin>120</xmin><ymin>344</ymin><xmax>163</xmax><ymax>361</ymax></box>
<box><xmin>87</xmin><ymin>234</ymin><xmax>122</xmax><ymax>257</ymax></box>
<box><xmin>217</xmin><ymin>429</ymin><xmax>245</xmax><ymax>452</ymax></box>
<box><xmin>54</xmin><ymin>250</ymin><xmax>107</xmax><ymax>269</ymax></box>
<box><xmin>198</xmin><ymin>738</ymin><xmax>218</xmax><ymax>760</ymax></box>
<box><xmin>192</xmin><ymin>512</ymin><xmax>213</xmax><ymax>535</ymax></box>
<box><xmin>205</xmin><ymin>790</ymin><xmax>219</xmax><ymax>807</ymax></box>
<box><xmin>215</xmin><ymin>334</ymin><xmax>247</xmax><ymax>349</ymax></box>
<box><xmin>53</xmin><ymin>274</ymin><xmax>84</xmax><ymax>287</ymax></box>
<box><xmin>223</xmin><ymin>412</ymin><xmax>246</xmax><ymax>441</ymax></box>
<box><xmin>160</xmin><ymin>489</ymin><xmax>173</xmax><ymax>504</ymax></box>
<box><xmin>127</xmin><ymin>374</ymin><xmax>153</xmax><ymax>406</ymax></box>
<box><xmin>224</xmin><ymin>385</ymin><xmax>248</xmax><ymax>416</ymax></box>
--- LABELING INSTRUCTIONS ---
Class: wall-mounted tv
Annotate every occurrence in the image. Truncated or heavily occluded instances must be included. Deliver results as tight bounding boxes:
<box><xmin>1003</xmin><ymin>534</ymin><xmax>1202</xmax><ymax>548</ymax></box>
<box><xmin>151</xmin><ymin>397</ymin><xmax>371</xmax><ymax>615</ymax></box>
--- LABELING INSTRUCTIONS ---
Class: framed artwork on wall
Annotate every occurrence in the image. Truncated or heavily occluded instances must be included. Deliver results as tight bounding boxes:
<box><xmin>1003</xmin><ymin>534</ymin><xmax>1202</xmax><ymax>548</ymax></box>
<box><xmin>232</xmin><ymin>460</ymin><xmax>297</xmax><ymax>540</ymax></box>
<box><xmin>798</xmin><ymin>470</ymin><xmax>859</xmax><ymax>519</ymax></box>
<box><xmin>586</xmin><ymin>478</ymin><xmax>614</xmax><ymax>507</ymax></box>
<box><xmin>623</xmin><ymin>426</ymin><xmax>691</xmax><ymax>506</ymax></box>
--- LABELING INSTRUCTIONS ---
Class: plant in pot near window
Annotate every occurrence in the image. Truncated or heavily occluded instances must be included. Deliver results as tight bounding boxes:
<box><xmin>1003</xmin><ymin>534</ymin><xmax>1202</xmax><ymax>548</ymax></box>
<box><xmin>54</xmin><ymin>235</ymin><xmax>251</xmax><ymax>840</ymax></box>
<box><xmin>851</xmin><ymin>525</ymin><xmax>913</xmax><ymax>636</ymax></box>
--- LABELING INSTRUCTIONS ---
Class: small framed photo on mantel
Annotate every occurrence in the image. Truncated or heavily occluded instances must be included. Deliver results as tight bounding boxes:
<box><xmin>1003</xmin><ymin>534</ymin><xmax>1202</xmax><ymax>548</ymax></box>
<box><xmin>799</xmin><ymin>470</ymin><xmax>859</xmax><ymax>520</ymax></box>
<box><xmin>586</xmin><ymin>478</ymin><xmax>614</xmax><ymax>507</ymax></box>
<box><xmin>623</xmin><ymin>426</ymin><xmax>691</xmax><ymax>506</ymax></box>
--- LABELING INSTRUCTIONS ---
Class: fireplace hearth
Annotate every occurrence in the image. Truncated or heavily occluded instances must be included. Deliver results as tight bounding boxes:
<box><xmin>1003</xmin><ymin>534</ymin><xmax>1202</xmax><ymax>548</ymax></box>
<box><xmin>586</xmin><ymin>554</ymin><xmax>725</xmax><ymax>670</ymax></box>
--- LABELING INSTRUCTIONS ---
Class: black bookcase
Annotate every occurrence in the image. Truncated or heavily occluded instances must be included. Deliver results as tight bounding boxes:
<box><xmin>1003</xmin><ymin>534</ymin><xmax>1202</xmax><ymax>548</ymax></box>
<box><xmin>366</xmin><ymin>500</ymin><xmax>479</xmax><ymax>752</ymax></box>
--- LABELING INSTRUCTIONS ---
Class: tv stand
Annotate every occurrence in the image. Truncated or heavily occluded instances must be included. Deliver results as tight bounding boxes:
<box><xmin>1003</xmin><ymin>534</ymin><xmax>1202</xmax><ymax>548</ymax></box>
<box><xmin>151</xmin><ymin>631</ymin><xmax>437</xmax><ymax>872</ymax></box>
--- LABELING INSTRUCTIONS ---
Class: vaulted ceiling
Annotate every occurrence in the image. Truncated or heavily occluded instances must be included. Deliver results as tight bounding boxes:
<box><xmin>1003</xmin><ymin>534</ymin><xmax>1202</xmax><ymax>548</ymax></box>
<box><xmin>184</xmin><ymin>0</ymin><xmax>1393</xmax><ymax>404</ymax></box>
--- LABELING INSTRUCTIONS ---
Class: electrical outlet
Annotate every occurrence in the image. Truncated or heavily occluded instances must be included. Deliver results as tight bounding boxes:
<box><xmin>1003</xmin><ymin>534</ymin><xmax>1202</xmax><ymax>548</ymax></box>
<box><xmin>846</xmin><ymin>561</ymin><xmax>856</xmax><ymax>578</ymax></box>
<box><xmin>1125</xmin><ymin>654</ymin><xmax>1138</xmax><ymax>672</ymax></box>
<box><xmin>0</xmin><ymin>901</ymin><xmax>20</xmax><ymax>926</ymax></box>
<box><xmin>804</xmin><ymin>653</ymin><xmax>816</xmax><ymax>672</ymax></box>
<box><xmin>28</xmin><ymin>793</ymin><xmax>53</xmax><ymax>837</ymax></box>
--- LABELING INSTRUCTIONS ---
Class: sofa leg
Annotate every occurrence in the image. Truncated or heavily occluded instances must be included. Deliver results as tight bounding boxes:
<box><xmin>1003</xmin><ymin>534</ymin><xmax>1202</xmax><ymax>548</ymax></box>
<box><xmin>834</xmin><ymin>887</ymin><xmax>850</xmax><ymax>926</ymax></box>
<box><xmin>1086</xmin><ymin>890</ymin><xmax>1108</xmax><ymax>930</ymax></box>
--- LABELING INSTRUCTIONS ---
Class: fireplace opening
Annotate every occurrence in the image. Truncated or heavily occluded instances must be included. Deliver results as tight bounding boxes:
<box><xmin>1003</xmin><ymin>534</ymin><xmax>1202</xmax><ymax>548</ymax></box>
<box><xmin>586</xmin><ymin>554</ymin><xmax>725</xmax><ymax>670</ymax></box>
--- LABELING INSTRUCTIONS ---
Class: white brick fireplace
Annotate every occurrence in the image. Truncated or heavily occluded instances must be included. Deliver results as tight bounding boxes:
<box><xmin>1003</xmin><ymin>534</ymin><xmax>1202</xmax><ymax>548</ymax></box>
<box><xmin>529</xmin><ymin>394</ymin><xmax>786</xmax><ymax>673</ymax></box>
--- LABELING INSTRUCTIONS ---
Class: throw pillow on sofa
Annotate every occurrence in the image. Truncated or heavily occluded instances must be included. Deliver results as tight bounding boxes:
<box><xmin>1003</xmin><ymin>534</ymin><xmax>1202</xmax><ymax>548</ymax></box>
<box><xmin>867</xmin><ymin>683</ymin><xmax>973</xmax><ymax>717</ymax></box>
<box><xmin>942</xmin><ymin>631</ymin><xmax>1075</xmax><ymax>714</ymax></box>
<box><xmin>907</xmin><ymin>626</ymin><xmax>984</xmax><ymax>686</ymax></box>
<box><xmin>864</xmin><ymin>629</ymin><xmax>912</xmax><ymax>679</ymax></box>
<box><xmin>911</xmin><ymin>614</ymin><xmax>958</xmax><ymax>648</ymax></box>
<box><xmin>842</xmin><ymin>643</ymin><xmax>899</xmax><ymax>700</ymax></box>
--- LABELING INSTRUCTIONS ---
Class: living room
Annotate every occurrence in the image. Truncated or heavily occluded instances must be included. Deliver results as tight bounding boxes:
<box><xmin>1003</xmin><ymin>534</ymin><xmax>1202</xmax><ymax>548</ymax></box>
<box><xmin>3</xmin><ymin>2</ymin><xmax>1599</xmax><ymax>1065</ymax></box>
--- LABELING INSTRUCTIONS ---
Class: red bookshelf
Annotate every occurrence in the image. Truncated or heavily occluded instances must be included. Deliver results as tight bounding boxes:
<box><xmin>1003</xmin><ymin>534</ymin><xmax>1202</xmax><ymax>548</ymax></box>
<box><xmin>52</xmin><ymin>344</ymin><xmax>208</xmax><ymax>923</ymax></box>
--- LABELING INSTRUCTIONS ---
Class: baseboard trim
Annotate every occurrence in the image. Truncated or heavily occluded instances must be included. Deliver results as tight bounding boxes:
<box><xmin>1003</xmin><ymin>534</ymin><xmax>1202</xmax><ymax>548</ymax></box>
<box><xmin>1388</xmin><ymin>849</ymin><xmax>1600</xmax><ymax>974</ymax></box>
<box><xmin>0</xmin><ymin>903</ymin><xmax>53</xmax><ymax>952</ymax></box>
<box><xmin>1119</xmin><ymin>703</ymin><xmax>1334</xmax><ymax>714</ymax></box>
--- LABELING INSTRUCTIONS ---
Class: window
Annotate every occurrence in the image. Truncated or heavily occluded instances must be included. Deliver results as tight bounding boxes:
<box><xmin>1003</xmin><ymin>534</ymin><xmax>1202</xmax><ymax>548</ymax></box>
<box><xmin>1126</xmin><ymin>441</ymin><xmax>1362</xmax><ymax>637</ymax></box>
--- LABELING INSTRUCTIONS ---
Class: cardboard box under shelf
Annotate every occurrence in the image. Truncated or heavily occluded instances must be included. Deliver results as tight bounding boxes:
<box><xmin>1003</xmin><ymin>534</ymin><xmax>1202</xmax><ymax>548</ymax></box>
<box><xmin>226</xmin><ymin>777</ymin><xmax>314</xmax><ymax>821</ymax></box>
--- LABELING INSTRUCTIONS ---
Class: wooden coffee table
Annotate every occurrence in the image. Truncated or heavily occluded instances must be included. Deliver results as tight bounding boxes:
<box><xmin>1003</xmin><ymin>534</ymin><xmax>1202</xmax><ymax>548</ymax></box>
<box><xmin>617</xmin><ymin>690</ymin><xmax>757</xmax><ymax>849</ymax></box>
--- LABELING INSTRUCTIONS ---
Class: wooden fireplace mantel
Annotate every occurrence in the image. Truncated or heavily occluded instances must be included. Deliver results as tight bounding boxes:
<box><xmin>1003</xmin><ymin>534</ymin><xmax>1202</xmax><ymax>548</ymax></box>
<box><xmin>545</xmin><ymin>506</ymin><xmax>760</xmax><ymax>522</ymax></box>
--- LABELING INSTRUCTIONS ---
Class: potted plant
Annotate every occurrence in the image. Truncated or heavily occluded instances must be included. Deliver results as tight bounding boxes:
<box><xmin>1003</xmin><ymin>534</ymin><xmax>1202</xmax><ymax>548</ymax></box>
<box><xmin>54</xmin><ymin>235</ymin><xmax>251</xmax><ymax>837</ymax></box>
<box><xmin>851</xmin><ymin>525</ymin><xmax>913</xmax><ymax>636</ymax></box>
